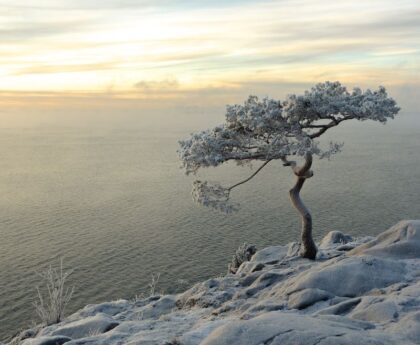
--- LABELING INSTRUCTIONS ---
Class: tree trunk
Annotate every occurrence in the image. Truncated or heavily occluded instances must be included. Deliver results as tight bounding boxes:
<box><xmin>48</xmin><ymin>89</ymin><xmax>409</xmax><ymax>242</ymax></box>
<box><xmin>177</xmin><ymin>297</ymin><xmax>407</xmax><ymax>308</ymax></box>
<box><xmin>288</xmin><ymin>154</ymin><xmax>317</xmax><ymax>260</ymax></box>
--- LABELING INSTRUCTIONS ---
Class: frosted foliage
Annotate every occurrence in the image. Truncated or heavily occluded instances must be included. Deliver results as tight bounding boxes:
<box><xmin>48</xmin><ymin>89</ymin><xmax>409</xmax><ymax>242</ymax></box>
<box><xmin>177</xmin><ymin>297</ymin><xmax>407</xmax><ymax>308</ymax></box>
<box><xmin>179</xmin><ymin>81</ymin><xmax>399</xmax><ymax>211</ymax></box>
<box><xmin>192</xmin><ymin>181</ymin><xmax>238</xmax><ymax>213</ymax></box>
<box><xmin>178</xmin><ymin>102</ymin><xmax>317</xmax><ymax>175</ymax></box>
<box><xmin>318</xmin><ymin>141</ymin><xmax>344</xmax><ymax>160</ymax></box>
<box><xmin>282</xmin><ymin>82</ymin><xmax>399</xmax><ymax>124</ymax></box>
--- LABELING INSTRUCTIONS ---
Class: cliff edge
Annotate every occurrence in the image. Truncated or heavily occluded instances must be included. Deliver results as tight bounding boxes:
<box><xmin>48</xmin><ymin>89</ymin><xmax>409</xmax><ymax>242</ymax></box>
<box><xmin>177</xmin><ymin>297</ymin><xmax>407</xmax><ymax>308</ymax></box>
<box><xmin>11</xmin><ymin>220</ymin><xmax>420</xmax><ymax>345</ymax></box>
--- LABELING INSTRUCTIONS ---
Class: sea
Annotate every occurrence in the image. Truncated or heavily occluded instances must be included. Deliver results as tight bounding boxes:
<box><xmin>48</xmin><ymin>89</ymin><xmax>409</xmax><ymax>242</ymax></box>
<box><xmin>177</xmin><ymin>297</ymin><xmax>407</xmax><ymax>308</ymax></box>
<box><xmin>0</xmin><ymin>109</ymin><xmax>419</xmax><ymax>340</ymax></box>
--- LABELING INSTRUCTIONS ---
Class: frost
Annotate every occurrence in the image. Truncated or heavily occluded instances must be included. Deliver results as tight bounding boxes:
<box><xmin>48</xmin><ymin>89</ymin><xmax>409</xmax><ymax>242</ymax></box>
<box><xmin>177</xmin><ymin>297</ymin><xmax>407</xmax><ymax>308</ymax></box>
<box><xmin>178</xmin><ymin>81</ymin><xmax>399</xmax><ymax>212</ymax></box>
<box><xmin>192</xmin><ymin>181</ymin><xmax>239</xmax><ymax>213</ymax></box>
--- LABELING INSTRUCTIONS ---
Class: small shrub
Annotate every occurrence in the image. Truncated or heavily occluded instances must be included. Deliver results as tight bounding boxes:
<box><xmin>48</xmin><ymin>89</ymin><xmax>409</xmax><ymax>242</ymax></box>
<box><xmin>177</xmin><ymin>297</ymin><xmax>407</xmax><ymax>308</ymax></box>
<box><xmin>148</xmin><ymin>273</ymin><xmax>160</xmax><ymax>296</ymax></box>
<box><xmin>228</xmin><ymin>243</ymin><xmax>256</xmax><ymax>274</ymax></box>
<box><xmin>33</xmin><ymin>258</ymin><xmax>74</xmax><ymax>325</ymax></box>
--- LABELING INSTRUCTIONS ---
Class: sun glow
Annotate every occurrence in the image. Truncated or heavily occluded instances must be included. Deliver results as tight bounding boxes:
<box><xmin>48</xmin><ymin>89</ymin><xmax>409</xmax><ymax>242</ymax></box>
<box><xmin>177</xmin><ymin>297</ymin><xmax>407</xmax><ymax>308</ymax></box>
<box><xmin>0</xmin><ymin>0</ymin><xmax>418</xmax><ymax>106</ymax></box>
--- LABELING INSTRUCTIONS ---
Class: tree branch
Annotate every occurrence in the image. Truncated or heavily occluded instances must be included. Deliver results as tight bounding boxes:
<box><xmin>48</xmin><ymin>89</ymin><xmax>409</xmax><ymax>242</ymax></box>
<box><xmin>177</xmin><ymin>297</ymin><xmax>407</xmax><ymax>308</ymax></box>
<box><xmin>280</xmin><ymin>154</ymin><xmax>313</xmax><ymax>178</ymax></box>
<box><xmin>304</xmin><ymin>124</ymin><xmax>329</xmax><ymax>128</ymax></box>
<box><xmin>308</xmin><ymin>115</ymin><xmax>353</xmax><ymax>138</ymax></box>
<box><xmin>228</xmin><ymin>160</ymin><xmax>272</xmax><ymax>191</ymax></box>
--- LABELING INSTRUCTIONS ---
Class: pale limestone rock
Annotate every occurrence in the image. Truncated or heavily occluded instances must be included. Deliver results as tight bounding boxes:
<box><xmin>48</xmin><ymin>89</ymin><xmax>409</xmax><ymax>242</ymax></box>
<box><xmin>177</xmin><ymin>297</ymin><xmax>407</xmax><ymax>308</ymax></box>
<box><xmin>320</xmin><ymin>231</ymin><xmax>353</xmax><ymax>249</ymax></box>
<box><xmin>288</xmin><ymin>288</ymin><xmax>333</xmax><ymax>309</ymax></box>
<box><xmin>349</xmin><ymin>220</ymin><xmax>420</xmax><ymax>259</ymax></box>
<box><xmin>387</xmin><ymin>311</ymin><xmax>420</xmax><ymax>343</ymax></box>
<box><xmin>285</xmin><ymin>256</ymin><xmax>407</xmax><ymax>297</ymax></box>
<box><xmin>250</xmin><ymin>245</ymin><xmax>288</xmax><ymax>264</ymax></box>
<box><xmin>13</xmin><ymin>220</ymin><xmax>420</xmax><ymax>345</ymax></box>
<box><xmin>200</xmin><ymin>312</ymin><xmax>411</xmax><ymax>345</ymax></box>
<box><xmin>40</xmin><ymin>314</ymin><xmax>118</xmax><ymax>339</ymax></box>
<box><xmin>21</xmin><ymin>336</ymin><xmax>72</xmax><ymax>345</ymax></box>
<box><xmin>349</xmin><ymin>297</ymin><xmax>399</xmax><ymax>323</ymax></box>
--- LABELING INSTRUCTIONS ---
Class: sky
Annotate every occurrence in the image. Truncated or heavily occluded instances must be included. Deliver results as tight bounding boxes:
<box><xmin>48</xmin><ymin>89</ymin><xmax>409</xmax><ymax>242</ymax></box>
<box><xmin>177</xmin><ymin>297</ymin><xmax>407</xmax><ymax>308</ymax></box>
<box><xmin>0</xmin><ymin>0</ymin><xmax>419</xmax><ymax>115</ymax></box>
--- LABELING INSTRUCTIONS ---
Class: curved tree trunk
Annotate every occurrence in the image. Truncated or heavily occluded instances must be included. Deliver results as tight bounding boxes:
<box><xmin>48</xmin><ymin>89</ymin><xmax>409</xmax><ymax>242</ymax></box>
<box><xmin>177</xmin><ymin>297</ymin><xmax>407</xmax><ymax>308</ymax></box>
<box><xmin>287</xmin><ymin>153</ymin><xmax>317</xmax><ymax>260</ymax></box>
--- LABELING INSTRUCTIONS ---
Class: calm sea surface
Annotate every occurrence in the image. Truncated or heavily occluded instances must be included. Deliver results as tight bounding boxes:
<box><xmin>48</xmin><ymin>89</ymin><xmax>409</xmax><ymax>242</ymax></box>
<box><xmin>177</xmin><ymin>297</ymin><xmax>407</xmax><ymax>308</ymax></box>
<box><xmin>0</xmin><ymin>113</ymin><xmax>419</xmax><ymax>340</ymax></box>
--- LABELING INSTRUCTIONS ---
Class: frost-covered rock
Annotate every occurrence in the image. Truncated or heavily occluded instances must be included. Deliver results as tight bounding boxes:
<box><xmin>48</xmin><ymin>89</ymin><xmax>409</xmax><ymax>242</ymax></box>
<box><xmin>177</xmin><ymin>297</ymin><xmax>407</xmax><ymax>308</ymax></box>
<box><xmin>11</xmin><ymin>220</ymin><xmax>420</xmax><ymax>345</ymax></box>
<box><xmin>319</xmin><ymin>231</ymin><xmax>353</xmax><ymax>249</ymax></box>
<box><xmin>288</xmin><ymin>288</ymin><xmax>333</xmax><ymax>309</ymax></box>
<box><xmin>71</xmin><ymin>300</ymin><xmax>130</xmax><ymax>319</ymax></box>
<box><xmin>349</xmin><ymin>220</ymin><xmax>420</xmax><ymax>259</ymax></box>
<box><xmin>200</xmin><ymin>312</ymin><xmax>411</xmax><ymax>345</ymax></box>
<box><xmin>40</xmin><ymin>314</ymin><xmax>119</xmax><ymax>339</ymax></box>
<box><xmin>21</xmin><ymin>336</ymin><xmax>72</xmax><ymax>345</ymax></box>
<box><xmin>284</xmin><ymin>256</ymin><xmax>407</xmax><ymax>297</ymax></box>
<box><xmin>349</xmin><ymin>297</ymin><xmax>399</xmax><ymax>323</ymax></box>
<box><xmin>387</xmin><ymin>311</ymin><xmax>420</xmax><ymax>343</ymax></box>
<box><xmin>133</xmin><ymin>295</ymin><xmax>177</xmax><ymax>319</ymax></box>
<box><xmin>250</xmin><ymin>245</ymin><xmax>288</xmax><ymax>264</ymax></box>
<box><xmin>314</xmin><ymin>298</ymin><xmax>362</xmax><ymax>316</ymax></box>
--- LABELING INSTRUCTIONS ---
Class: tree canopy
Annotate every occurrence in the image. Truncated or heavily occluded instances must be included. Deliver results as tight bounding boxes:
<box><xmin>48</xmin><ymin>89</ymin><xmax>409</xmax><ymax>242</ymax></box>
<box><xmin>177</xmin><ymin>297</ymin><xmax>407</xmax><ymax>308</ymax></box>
<box><xmin>178</xmin><ymin>81</ymin><xmax>399</xmax><ymax>214</ymax></box>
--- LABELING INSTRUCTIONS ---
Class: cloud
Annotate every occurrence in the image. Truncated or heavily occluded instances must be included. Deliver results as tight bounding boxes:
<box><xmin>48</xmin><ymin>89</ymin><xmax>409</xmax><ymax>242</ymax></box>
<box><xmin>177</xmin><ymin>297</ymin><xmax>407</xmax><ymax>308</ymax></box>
<box><xmin>134</xmin><ymin>78</ymin><xmax>180</xmax><ymax>91</ymax></box>
<box><xmin>0</xmin><ymin>0</ymin><xmax>418</xmax><ymax>98</ymax></box>
<box><xmin>13</xmin><ymin>62</ymin><xmax>118</xmax><ymax>75</ymax></box>
<box><xmin>0</xmin><ymin>18</ymin><xmax>95</xmax><ymax>41</ymax></box>
<box><xmin>0</xmin><ymin>0</ymin><xmax>260</xmax><ymax>10</ymax></box>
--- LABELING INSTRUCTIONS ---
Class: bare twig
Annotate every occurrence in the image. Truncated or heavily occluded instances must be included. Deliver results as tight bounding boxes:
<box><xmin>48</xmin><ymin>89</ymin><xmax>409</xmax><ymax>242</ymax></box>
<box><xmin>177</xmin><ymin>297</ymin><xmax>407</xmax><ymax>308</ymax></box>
<box><xmin>228</xmin><ymin>160</ymin><xmax>272</xmax><ymax>191</ymax></box>
<box><xmin>33</xmin><ymin>258</ymin><xmax>74</xmax><ymax>325</ymax></box>
<box><xmin>148</xmin><ymin>273</ymin><xmax>161</xmax><ymax>296</ymax></box>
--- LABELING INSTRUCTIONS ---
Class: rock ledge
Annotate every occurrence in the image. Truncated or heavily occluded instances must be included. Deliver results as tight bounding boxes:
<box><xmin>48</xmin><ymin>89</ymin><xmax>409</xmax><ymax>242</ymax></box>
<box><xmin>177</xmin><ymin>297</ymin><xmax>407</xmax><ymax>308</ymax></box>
<box><xmin>9</xmin><ymin>220</ymin><xmax>420</xmax><ymax>345</ymax></box>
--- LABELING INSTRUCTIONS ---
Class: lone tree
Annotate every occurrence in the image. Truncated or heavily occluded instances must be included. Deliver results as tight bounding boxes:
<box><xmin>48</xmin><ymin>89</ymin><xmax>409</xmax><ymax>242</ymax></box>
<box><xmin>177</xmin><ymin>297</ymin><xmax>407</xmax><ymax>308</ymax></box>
<box><xmin>178</xmin><ymin>82</ymin><xmax>399</xmax><ymax>260</ymax></box>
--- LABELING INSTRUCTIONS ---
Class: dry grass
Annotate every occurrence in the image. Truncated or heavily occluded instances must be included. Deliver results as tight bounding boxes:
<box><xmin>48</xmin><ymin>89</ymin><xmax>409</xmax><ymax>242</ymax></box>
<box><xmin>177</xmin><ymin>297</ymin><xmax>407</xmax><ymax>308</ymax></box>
<box><xmin>148</xmin><ymin>273</ymin><xmax>160</xmax><ymax>296</ymax></box>
<box><xmin>33</xmin><ymin>258</ymin><xmax>74</xmax><ymax>326</ymax></box>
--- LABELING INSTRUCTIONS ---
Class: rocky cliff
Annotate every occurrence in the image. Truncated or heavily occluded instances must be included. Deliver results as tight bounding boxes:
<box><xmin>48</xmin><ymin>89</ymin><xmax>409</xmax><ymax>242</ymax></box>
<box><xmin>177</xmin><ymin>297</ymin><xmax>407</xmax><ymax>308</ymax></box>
<box><xmin>11</xmin><ymin>220</ymin><xmax>420</xmax><ymax>345</ymax></box>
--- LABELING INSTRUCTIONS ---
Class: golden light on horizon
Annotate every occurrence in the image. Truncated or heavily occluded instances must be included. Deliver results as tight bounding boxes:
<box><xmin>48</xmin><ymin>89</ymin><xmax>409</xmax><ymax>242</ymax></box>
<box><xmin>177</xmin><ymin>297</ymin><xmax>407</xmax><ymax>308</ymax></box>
<box><xmin>0</xmin><ymin>0</ymin><xmax>418</xmax><ymax>105</ymax></box>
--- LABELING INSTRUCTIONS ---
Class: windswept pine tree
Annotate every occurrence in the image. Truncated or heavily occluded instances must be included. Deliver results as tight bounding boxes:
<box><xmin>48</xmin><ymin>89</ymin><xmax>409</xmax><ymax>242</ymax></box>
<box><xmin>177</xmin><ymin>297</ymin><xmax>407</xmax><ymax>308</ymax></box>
<box><xmin>178</xmin><ymin>82</ymin><xmax>400</xmax><ymax>259</ymax></box>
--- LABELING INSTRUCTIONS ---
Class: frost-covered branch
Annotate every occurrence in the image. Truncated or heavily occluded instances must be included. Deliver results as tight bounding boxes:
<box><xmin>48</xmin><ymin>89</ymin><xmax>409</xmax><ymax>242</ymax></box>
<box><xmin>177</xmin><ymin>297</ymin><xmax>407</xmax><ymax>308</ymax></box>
<box><xmin>179</xmin><ymin>81</ymin><xmax>399</xmax><ymax>213</ymax></box>
<box><xmin>191</xmin><ymin>181</ymin><xmax>238</xmax><ymax>213</ymax></box>
<box><xmin>190</xmin><ymin>160</ymin><xmax>272</xmax><ymax>213</ymax></box>
<box><xmin>227</xmin><ymin>160</ymin><xmax>272</xmax><ymax>191</ymax></box>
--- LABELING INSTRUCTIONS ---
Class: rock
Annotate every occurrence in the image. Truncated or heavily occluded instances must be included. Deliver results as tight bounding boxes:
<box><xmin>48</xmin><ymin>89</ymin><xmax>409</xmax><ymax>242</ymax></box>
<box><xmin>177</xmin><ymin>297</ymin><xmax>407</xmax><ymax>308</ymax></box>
<box><xmin>335</xmin><ymin>244</ymin><xmax>357</xmax><ymax>251</ymax></box>
<box><xmin>387</xmin><ymin>311</ymin><xmax>420</xmax><ymax>343</ymax></box>
<box><xmin>201</xmin><ymin>312</ymin><xmax>342</xmax><ymax>345</ymax></box>
<box><xmin>320</xmin><ymin>231</ymin><xmax>353</xmax><ymax>249</ymax></box>
<box><xmin>21</xmin><ymin>336</ymin><xmax>72</xmax><ymax>345</ymax></box>
<box><xmin>287</xmin><ymin>242</ymin><xmax>301</xmax><ymax>257</ymax></box>
<box><xmin>177</xmin><ymin>279</ymin><xmax>236</xmax><ymax>309</ymax></box>
<box><xmin>181</xmin><ymin>289</ymin><xmax>233</xmax><ymax>309</ymax></box>
<box><xmin>250</xmin><ymin>245</ymin><xmax>288</xmax><ymax>265</ymax></box>
<box><xmin>239</xmin><ymin>271</ymin><xmax>264</xmax><ymax>287</ymax></box>
<box><xmin>72</xmin><ymin>299</ymin><xmax>130</xmax><ymax>319</ymax></box>
<box><xmin>288</xmin><ymin>288</ymin><xmax>333</xmax><ymax>309</ymax></box>
<box><xmin>64</xmin><ymin>331</ymin><xmax>129</xmax><ymax>345</ymax></box>
<box><xmin>244</xmin><ymin>300</ymin><xmax>285</xmax><ymax>316</ymax></box>
<box><xmin>136</xmin><ymin>295</ymin><xmax>177</xmax><ymax>319</ymax></box>
<box><xmin>316</xmin><ymin>315</ymin><xmax>375</xmax><ymax>330</ymax></box>
<box><xmin>400</xmin><ymin>281</ymin><xmax>420</xmax><ymax>298</ymax></box>
<box><xmin>236</xmin><ymin>262</ymin><xmax>265</xmax><ymax>275</ymax></box>
<box><xmin>200</xmin><ymin>311</ymin><xmax>405</xmax><ymax>345</ymax></box>
<box><xmin>349</xmin><ymin>297</ymin><xmax>399</xmax><ymax>323</ymax></box>
<box><xmin>286</xmin><ymin>256</ymin><xmax>407</xmax><ymax>297</ymax></box>
<box><xmin>349</xmin><ymin>220</ymin><xmax>420</xmax><ymax>259</ymax></box>
<box><xmin>40</xmin><ymin>313</ymin><xmax>119</xmax><ymax>339</ymax></box>
<box><xmin>180</xmin><ymin>319</ymin><xmax>231</xmax><ymax>345</ymax></box>
<box><xmin>235</xmin><ymin>270</ymin><xmax>289</xmax><ymax>299</ymax></box>
<box><xmin>315</xmin><ymin>298</ymin><xmax>362</xmax><ymax>316</ymax></box>
<box><xmin>12</xmin><ymin>220</ymin><xmax>420</xmax><ymax>345</ymax></box>
<box><xmin>11</xmin><ymin>327</ymin><xmax>42</xmax><ymax>344</ymax></box>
